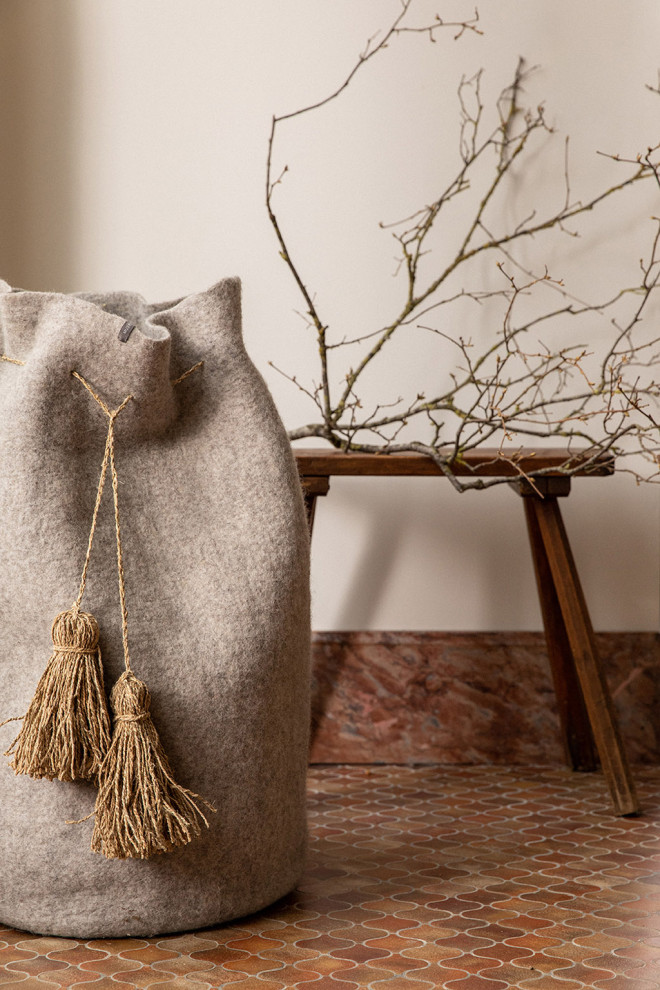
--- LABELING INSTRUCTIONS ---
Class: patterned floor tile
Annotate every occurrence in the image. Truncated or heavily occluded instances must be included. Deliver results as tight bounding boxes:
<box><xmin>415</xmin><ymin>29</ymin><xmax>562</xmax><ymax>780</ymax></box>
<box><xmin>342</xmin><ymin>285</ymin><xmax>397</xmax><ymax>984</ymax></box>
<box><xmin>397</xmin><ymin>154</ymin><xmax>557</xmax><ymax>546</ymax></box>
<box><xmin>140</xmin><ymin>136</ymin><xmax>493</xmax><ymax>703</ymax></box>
<box><xmin>2</xmin><ymin>980</ymin><xmax>63</xmax><ymax>990</ymax></box>
<box><xmin>77</xmin><ymin>957</ymin><xmax>140</xmax><ymax>978</ymax></box>
<box><xmin>71</xmin><ymin>980</ymin><xmax>143</xmax><ymax>990</ymax></box>
<box><xmin>3</xmin><ymin>766</ymin><xmax>660</xmax><ymax>988</ymax></box>
<box><xmin>3</xmin><ymin>959</ymin><xmax>67</xmax><ymax>979</ymax></box>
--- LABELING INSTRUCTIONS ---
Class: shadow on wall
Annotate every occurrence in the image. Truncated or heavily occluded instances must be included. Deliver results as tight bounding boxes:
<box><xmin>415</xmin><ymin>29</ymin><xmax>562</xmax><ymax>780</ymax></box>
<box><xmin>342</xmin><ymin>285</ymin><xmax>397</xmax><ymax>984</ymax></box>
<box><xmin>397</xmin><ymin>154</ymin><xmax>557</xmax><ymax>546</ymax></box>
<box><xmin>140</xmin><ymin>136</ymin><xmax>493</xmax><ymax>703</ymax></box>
<box><xmin>0</xmin><ymin>2</ymin><xmax>76</xmax><ymax>291</ymax></box>
<box><xmin>335</xmin><ymin>491</ymin><xmax>405</xmax><ymax>630</ymax></box>
<box><xmin>330</xmin><ymin>479</ymin><xmax>534</xmax><ymax>631</ymax></box>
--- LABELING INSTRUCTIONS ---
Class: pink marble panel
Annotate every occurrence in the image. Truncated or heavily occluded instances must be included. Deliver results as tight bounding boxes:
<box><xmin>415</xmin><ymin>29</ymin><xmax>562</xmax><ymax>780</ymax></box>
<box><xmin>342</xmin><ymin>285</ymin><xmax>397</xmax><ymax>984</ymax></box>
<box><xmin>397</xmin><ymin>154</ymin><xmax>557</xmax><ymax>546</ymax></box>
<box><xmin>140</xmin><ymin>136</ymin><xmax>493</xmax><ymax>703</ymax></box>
<box><xmin>310</xmin><ymin>631</ymin><xmax>659</xmax><ymax>765</ymax></box>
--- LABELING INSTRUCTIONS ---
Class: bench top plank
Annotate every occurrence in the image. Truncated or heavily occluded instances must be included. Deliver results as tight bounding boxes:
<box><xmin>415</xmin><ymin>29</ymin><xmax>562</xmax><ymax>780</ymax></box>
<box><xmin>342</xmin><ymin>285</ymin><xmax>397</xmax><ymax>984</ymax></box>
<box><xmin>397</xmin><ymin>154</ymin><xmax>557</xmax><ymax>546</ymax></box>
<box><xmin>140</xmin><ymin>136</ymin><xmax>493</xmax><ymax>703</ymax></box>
<box><xmin>293</xmin><ymin>447</ymin><xmax>615</xmax><ymax>478</ymax></box>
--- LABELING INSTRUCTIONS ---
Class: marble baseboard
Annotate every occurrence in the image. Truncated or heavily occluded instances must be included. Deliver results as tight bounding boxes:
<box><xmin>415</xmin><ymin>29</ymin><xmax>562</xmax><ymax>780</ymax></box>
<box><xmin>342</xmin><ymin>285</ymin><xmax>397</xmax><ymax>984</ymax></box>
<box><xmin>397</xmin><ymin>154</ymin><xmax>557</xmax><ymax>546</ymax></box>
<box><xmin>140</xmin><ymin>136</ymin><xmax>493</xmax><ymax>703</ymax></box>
<box><xmin>310</xmin><ymin>631</ymin><xmax>660</xmax><ymax>765</ymax></box>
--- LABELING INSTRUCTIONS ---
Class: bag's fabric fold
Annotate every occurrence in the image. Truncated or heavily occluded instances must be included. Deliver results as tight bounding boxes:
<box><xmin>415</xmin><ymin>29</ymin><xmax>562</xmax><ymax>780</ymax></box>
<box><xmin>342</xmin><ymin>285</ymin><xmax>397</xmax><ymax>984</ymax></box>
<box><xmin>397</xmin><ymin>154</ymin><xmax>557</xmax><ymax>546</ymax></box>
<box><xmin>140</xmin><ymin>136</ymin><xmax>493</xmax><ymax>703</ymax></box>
<box><xmin>0</xmin><ymin>277</ymin><xmax>311</xmax><ymax>938</ymax></box>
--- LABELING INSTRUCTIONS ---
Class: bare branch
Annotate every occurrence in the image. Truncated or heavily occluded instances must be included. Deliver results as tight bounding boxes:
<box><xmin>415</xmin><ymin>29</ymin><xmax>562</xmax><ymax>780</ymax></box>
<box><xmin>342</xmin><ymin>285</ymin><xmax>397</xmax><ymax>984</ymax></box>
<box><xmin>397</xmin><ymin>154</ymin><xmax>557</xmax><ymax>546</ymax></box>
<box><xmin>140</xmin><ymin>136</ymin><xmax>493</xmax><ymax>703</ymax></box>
<box><xmin>266</xmin><ymin>1</ymin><xmax>660</xmax><ymax>491</ymax></box>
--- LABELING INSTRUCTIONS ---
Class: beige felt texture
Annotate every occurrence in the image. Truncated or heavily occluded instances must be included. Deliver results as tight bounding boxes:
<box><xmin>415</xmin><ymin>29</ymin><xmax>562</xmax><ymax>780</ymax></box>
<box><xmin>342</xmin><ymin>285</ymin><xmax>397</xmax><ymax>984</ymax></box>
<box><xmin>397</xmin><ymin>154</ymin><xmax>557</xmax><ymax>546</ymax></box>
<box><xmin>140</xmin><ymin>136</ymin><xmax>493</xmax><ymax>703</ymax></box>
<box><xmin>0</xmin><ymin>277</ymin><xmax>311</xmax><ymax>938</ymax></box>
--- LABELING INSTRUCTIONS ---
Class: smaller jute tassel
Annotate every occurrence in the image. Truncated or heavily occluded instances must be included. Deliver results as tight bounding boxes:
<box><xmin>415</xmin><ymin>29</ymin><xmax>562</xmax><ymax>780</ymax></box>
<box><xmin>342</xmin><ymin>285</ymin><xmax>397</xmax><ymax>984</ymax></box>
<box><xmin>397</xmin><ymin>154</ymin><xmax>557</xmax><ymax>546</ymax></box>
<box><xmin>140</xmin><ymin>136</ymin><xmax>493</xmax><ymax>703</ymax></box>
<box><xmin>91</xmin><ymin>672</ymin><xmax>213</xmax><ymax>859</ymax></box>
<box><xmin>1</xmin><ymin>383</ymin><xmax>127</xmax><ymax>782</ymax></box>
<box><xmin>70</xmin><ymin>367</ymin><xmax>214</xmax><ymax>859</ymax></box>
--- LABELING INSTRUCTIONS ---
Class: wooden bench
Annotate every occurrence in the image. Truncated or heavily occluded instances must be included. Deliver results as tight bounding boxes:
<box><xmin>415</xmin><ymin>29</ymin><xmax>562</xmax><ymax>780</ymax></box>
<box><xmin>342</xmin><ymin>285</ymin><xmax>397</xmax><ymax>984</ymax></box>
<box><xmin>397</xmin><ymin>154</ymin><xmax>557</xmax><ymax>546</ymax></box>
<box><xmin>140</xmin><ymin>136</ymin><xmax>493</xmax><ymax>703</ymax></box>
<box><xmin>295</xmin><ymin>447</ymin><xmax>639</xmax><ymax>817</ymax></box>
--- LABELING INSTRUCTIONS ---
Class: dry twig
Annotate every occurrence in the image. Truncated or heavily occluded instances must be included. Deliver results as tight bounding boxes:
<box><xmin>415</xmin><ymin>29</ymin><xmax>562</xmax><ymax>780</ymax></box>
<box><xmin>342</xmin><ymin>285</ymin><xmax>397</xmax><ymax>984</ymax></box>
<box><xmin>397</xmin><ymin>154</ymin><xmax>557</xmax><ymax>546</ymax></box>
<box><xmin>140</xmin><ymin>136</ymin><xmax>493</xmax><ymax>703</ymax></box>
<box><xmin>266</xmin><ymin>3</ymin><xmax>660</xmax><ymax>491</ymax></box>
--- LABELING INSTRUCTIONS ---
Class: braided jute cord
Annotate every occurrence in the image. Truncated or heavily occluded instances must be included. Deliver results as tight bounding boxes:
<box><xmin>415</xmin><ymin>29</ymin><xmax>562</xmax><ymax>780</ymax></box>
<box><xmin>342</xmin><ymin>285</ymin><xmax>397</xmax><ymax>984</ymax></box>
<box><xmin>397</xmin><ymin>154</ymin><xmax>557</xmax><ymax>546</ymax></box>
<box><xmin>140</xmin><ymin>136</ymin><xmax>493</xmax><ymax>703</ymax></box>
<box><xmin>171</xmin><ymin>360</ymin><xmax>204</xmax><ymax>386</ymax></box>
<box><xmin>0</xmin><ymin>359</ymin><xmax>204</xmax><ymax>666</ymax></box>
<box><xmin>2</xmin><ymin>353</ymin><xmax>203</xmax><ymax>384</ymax></box>
<box><xmin>70</xmin><ymin>359</ymin><xmax>203</xmax><ymax>670</ymax></box>
<box><xmin>71</xmin><ymin>372</ymin><xmax>134</xmax><ymax>670</ymax></box>
<box><xmin>71</xmin><ymin>374</ymin><xmax>132</xmax><ymax>635</ymax></box>
<box><xmin>69</xmin><ymin>362</ymin><xmax>214</xmax><ymax>859</ymax></box>
<box><xmin>0</xmin><ymin>357</ymin><xmax>205</xmax><ymax>793</ymax></box>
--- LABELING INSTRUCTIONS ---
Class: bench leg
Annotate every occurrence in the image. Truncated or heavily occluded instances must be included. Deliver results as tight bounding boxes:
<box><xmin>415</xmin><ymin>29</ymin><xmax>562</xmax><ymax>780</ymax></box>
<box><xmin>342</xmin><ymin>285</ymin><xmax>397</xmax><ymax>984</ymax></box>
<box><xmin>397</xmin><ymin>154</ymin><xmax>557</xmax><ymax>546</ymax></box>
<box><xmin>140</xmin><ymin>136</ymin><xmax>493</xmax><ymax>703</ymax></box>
<box><xmin>525</xmin><ymin>496</ymin><xmax>639</xmax><ymax>816</ymax></box>
<box><xmin>524</xmin><ymin>497</ymin><xmax>598</xmax><ymax>772</ymax></box>
<box><xmin>300</xmin><ymin>476</ymin><xmax>330</xmax><ymax>535</ymax></box>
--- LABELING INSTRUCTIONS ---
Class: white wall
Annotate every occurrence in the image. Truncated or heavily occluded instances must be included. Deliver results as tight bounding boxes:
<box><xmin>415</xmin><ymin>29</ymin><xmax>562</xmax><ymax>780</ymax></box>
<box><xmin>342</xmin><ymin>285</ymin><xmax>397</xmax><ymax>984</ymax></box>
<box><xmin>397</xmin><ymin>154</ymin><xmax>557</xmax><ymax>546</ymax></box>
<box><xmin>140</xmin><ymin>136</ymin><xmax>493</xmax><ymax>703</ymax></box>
<box><xmin>1</xmin><ymin>1</ymin><xmax>658</xmax><ymax>631</ymax></box>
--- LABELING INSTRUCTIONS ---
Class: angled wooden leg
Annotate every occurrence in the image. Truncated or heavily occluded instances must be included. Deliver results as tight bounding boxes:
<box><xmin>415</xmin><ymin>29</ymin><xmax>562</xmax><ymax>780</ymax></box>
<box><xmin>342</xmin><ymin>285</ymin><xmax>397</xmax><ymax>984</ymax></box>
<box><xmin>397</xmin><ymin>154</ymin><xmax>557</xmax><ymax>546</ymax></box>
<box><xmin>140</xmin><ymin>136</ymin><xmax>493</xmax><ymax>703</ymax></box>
<box><xmin>529</xmin><ymin>495</ymin><xmax>639</xmax><ymax>816</ymax></box>
<box><xmin>524</xmin><ymin>497</ymin><xmax>598</xmax><ymax>771</ymax></box>
<box><xmin>299</xmin><ymin>475</ymin><xmax>330</xmax><ymax>535</ymax></box>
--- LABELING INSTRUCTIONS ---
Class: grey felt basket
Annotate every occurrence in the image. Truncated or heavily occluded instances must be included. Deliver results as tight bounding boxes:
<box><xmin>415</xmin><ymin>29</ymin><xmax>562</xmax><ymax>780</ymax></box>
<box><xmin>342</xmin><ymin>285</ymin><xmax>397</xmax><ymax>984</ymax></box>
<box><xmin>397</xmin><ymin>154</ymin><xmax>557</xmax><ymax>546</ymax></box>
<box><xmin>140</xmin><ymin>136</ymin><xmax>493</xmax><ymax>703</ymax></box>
<box><xmin>0</xmin><ymin>277</ymin><xmax>311</xmax><ymax>937</ymax></box>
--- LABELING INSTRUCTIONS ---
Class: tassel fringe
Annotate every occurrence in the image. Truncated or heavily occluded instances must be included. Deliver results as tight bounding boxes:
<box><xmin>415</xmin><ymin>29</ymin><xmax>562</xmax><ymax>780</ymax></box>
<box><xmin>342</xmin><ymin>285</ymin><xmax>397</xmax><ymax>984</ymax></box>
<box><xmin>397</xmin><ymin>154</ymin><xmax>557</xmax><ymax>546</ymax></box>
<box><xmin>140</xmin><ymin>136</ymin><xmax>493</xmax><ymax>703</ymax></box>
<box><xmin>91</xmin><ymin>671</ymin><xmax>214</xmax><ymax>859</ymax></box>
<box><xmin>5</xmin><ymin>609</ymin><xmax>111</xmax><ymax>782</ymax></box>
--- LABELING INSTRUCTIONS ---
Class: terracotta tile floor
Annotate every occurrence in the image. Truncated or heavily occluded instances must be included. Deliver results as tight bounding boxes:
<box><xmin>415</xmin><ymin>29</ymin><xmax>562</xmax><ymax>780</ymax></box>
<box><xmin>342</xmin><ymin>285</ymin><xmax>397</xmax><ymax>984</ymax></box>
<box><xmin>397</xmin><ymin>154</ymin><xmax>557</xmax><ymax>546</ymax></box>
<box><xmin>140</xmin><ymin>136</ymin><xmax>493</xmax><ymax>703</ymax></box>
<box><xmin>3</xmin><ymin>764</ymin><xmax>660</xmax><ymax>989</ymax></box>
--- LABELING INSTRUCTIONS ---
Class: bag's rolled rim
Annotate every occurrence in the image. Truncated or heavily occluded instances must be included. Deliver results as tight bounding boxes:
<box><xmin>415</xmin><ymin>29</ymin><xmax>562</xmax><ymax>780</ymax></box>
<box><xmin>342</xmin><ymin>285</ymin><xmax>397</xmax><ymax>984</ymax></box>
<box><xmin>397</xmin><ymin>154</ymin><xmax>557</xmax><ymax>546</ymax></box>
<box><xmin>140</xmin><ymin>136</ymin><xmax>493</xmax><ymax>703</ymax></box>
<box><xmin>0</xmin><ymin>276</ymin><xmax>242</xmax><ymax>347</ymax></box>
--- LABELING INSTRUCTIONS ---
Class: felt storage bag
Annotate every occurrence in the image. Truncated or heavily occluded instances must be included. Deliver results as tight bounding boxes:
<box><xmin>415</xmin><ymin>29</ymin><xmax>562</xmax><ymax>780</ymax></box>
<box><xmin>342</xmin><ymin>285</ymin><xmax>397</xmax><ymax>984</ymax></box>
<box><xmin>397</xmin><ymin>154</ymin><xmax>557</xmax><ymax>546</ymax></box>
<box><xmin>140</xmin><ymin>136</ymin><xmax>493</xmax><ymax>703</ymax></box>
<box><xmin>0</xmin><ymin>276</ymin><xmax>311</xmax><ymax>938</ymax></box>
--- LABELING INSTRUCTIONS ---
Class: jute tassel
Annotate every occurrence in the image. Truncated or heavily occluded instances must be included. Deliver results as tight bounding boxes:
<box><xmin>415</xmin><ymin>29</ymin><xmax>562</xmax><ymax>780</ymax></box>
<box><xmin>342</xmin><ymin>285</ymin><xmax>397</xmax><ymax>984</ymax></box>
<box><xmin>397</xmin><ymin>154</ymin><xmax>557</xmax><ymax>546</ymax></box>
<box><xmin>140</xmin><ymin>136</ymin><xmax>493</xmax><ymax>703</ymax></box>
<box><xmin>91</xmin><ymin>672</ymin><xmax>213</xmax><ymax>859</ymax></box>
<box><xmin>4</xmin><ymin>609</ymin><xmax>110</xmax><ymax>781</ymax></box>
<box><xmin>71</xmin><ymin>368</ymin><xmax>214</xmax><ymax>859</ymax></box>
<box><xmin>2</xmin><ymin>381</ymin><xmax>128</xmax><ymax>782</ymax></box>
